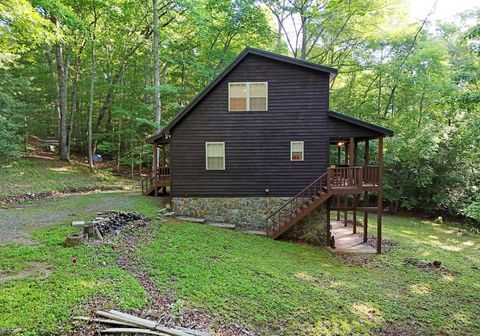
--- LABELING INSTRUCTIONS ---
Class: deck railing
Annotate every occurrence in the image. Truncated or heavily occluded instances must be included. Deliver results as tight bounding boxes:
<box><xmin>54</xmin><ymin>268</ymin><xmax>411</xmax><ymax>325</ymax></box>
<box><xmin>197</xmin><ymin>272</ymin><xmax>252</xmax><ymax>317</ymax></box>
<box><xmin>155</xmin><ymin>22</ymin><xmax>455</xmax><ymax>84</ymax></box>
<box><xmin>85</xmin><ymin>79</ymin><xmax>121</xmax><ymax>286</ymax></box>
<box><xmin>141</xmin><ymin>166</ymin><xmax>170</xmax><ymax>195</ymax></box>
<box><xmin>327</xmin><ymin>166</ymin><xmax>380</xmax><ymax>190</ymax></box>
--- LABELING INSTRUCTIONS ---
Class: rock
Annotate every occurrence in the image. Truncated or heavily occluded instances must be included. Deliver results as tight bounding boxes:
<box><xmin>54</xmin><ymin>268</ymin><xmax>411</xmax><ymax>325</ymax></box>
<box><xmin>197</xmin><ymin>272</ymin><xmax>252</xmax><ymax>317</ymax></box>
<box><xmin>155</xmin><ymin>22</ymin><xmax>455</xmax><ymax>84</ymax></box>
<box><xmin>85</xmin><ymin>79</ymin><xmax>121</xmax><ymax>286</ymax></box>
<box><xmin>433</xmin><ymin>260</ymin><xmax>442</xmax><ymax>268</ymax></box>
<box><xmin>433</xmin><ymin>216</ymin><xmax>443</xmax><ymax>224</ymax></box>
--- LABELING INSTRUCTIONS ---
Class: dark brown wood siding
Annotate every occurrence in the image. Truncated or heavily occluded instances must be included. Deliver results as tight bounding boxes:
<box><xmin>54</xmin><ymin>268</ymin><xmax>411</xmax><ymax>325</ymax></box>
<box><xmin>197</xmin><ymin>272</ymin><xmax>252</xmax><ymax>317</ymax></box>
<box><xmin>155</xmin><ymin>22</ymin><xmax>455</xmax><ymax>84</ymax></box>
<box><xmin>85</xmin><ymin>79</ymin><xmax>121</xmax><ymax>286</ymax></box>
<box><xmin>170</xmin><ymin>54</ymin><xmax>380</xmax><ymax>197</ymax></box>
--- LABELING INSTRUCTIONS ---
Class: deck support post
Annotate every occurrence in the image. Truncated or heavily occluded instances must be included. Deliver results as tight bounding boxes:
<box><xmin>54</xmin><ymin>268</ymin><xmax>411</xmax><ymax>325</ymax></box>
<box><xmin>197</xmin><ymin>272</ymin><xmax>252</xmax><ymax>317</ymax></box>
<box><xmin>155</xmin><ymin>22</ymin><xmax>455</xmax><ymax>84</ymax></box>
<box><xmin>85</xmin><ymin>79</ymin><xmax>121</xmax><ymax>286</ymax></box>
<box><xmin>343</xmin><ymin>195</ymin><xmax>348</xmax><ymax>226</ymax></box>
<box><xmin>326</xmin><ymin>197</ymin><xmax>331</xmax><ymax>244</ymax></box>
<box><xmin>352</xmin><ymin>194</ymin><xmax>357</xmax><ymax>234</ymax></box>
<box><xmin>377</xmin><ymin>137</ymin><xmax>383</xmax><ymax>254</ymax></box>
<box><xmin>336</xmin><ymin>195</ymin><xmax>340</xmax><ymax>221</ymax></box>
<box><xmin>363</xmin><ymin>139</ymin><xmax>369</xmax><ymax>242</ymax></box>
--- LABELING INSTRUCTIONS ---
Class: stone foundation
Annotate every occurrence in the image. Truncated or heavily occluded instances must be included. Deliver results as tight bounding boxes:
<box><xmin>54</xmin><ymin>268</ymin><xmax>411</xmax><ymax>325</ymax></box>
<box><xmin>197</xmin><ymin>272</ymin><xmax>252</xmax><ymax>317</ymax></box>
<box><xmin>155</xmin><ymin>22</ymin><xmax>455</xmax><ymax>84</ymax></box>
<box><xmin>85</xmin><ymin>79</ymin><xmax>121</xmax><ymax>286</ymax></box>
<box><xmin>172</xmin><ymin>197</ymin><xmax>329</xmax><ymax>246</ymax></box>
<box><xmin>281</xmin><ymin>203</ymin><xmax>329</xmax><ymax>245</ymax></box>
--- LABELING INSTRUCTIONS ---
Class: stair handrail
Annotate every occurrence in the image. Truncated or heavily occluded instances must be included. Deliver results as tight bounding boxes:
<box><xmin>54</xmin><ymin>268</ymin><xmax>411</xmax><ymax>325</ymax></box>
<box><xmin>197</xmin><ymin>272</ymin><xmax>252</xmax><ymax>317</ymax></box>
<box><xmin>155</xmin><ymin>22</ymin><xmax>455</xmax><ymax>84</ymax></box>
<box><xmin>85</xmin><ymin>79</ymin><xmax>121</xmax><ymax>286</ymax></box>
<box><xmin>265</xmin><ymin>171</ymin><xmax>328</xmax><ymax>235</ymax></box>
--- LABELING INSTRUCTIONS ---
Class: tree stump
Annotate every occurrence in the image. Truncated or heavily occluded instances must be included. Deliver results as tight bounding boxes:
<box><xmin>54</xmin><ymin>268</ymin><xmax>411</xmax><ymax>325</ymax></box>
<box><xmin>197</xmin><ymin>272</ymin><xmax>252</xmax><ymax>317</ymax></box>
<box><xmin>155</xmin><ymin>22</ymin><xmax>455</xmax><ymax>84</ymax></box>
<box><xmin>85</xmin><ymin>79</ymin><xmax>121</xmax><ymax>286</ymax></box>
<box><xmin>66</xmin><ymin>233</ymin><xmax>84</xmax><ymax>247</ymax></box>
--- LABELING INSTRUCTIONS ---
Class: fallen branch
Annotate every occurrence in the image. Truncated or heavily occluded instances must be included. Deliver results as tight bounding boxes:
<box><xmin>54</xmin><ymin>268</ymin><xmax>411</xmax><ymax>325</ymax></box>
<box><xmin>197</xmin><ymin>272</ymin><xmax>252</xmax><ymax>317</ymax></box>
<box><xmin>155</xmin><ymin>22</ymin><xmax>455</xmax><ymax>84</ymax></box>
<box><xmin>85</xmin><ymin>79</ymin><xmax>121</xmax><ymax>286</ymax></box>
<box><xmin>100</xmin><ymin>327</ymin><xmax>169</xmax><ymax>335</ymax></box>
<box><xmin>73</xmin><ymin>316</ymin><xmax>137</xmax><ymax>327</ymax></box>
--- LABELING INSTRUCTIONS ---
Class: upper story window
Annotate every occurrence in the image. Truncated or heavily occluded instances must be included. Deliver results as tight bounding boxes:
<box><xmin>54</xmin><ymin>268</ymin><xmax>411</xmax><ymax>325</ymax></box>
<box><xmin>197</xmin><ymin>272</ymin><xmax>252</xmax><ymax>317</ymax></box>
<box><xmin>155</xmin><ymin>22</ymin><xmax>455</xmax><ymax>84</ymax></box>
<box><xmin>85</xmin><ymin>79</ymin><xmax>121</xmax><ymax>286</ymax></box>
<box><xmin>228</xmin><ymin>82</ymin><xmax>268</xmax><ymax>111</ymax></box>
<box><xmin>291</xmin><ymin>141</ymin><xmax>304</xmax><ymax>161</ymax></box>
<box><xmin>206</xmin><ymin>142</ymin><xmax>225</xmax><ymax>170</ymax></box>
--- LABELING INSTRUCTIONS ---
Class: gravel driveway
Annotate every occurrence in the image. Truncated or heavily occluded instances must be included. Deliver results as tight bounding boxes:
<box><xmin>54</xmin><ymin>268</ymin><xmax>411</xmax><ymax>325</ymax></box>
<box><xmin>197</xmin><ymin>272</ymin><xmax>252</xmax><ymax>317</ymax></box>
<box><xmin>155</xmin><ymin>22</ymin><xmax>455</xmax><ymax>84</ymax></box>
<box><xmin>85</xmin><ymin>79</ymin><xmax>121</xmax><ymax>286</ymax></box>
<box><xmin>0</xmin><ymin>191</ymin><xmax>142</xmax><ymax>243</ymax></box>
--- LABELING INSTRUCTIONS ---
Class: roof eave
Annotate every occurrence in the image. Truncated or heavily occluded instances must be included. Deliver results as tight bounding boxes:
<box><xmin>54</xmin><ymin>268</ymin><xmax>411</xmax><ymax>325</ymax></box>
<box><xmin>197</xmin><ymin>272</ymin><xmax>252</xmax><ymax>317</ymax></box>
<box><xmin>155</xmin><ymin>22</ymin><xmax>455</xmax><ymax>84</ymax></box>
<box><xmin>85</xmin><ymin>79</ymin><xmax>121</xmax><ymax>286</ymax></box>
<box><xmin>328</xmin><ymin>110</ymin><xmax>394</xmax><ymax>137</ymax></box>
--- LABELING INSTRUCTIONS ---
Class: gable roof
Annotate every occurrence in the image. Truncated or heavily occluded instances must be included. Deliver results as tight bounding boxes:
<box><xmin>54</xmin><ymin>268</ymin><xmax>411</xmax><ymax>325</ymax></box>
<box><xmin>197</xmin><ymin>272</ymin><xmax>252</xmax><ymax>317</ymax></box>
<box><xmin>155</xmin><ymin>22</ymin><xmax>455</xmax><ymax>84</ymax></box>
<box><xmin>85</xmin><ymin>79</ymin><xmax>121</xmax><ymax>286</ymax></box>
<box><xmin>146</xmin><ymin>47</ymin><xmax>338</xmax><ymax>144</ymax></box>
<box><xmin>328</xmin><ymin>110</ymin><xmax>394</xmax><ymax>137</ymax></box>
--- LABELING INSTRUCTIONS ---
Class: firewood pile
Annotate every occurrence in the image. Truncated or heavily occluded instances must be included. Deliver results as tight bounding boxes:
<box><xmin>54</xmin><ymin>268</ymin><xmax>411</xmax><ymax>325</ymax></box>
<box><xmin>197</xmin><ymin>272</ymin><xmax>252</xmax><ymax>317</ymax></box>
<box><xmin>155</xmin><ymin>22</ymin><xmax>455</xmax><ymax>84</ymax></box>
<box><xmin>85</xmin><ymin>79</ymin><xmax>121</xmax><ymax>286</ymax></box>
<box><xmin>94</xmin><ymin>211</ymin><xmax>149</xmax><ymax>236</ymax></box>
<box><xmin>67</xmin><ymin>211</ymin><xmax>149</xmax><ymax>246</ymax></box>
<box><xmin>73</xmin><ymin>310</ymin><xmax>209</xmax><ymax>336</ymax></box>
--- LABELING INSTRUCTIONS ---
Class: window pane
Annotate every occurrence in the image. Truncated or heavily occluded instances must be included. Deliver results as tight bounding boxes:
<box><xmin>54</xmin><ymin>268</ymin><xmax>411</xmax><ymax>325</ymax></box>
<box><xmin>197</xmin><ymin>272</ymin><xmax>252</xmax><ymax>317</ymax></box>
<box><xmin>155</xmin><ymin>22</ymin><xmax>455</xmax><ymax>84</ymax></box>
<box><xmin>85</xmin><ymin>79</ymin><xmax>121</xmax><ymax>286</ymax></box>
<box><xmin>230</xmin><ymin>97</ymin><xmax>247</xmax><ymax>111</ymax></box>
<box><xmin>292</xmin><ymin>142</ymin><xmax>303</xmax><ymax>152</ymax></box>
<box><xmin>250</xmin><ymin>97</ymin><xmax>266</xmax><ymax>111</ymax></box>
<box><xmin>292</xmin><ymin>152</ymin><xmax>303</xmax><ymax>160</ymax></box>
<box><xmin>250</xmin><ymin>83</ymin><xmax>266</xmax><ymax>97</ymax></box>
<box><xmin>207</xmin><ymin>157</ymin><xmax>224</xmax><ymax>170</ymax></box>
<box><xmin>207</xmin><ymin>143</ymin><xmax>223</xmax><ymax>156</ymax></box>
<box><xmin>230</xmin><ymin>83</ymin><xmax>247</xmax><ymax>97</ymax></box>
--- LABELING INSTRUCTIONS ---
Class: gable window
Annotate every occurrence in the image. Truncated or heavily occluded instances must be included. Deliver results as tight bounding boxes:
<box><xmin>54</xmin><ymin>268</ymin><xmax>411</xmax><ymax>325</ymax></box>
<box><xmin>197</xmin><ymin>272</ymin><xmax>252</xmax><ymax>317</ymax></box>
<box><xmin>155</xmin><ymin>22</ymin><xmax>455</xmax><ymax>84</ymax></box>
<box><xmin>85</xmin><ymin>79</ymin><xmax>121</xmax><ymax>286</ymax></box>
<box><xmin>290</xmin><ymin>141</ymin><xmax>304</xmax><ymax>161</ymax></box>
<box><xmin>206</xmin><ymin>142</ymin><xmax>225</xmax><ymax>170</ymax></box>
<box><xmin>228</xmin><ymin>82</ymin><xmax>268</xmax><ymax>111</ymax></box>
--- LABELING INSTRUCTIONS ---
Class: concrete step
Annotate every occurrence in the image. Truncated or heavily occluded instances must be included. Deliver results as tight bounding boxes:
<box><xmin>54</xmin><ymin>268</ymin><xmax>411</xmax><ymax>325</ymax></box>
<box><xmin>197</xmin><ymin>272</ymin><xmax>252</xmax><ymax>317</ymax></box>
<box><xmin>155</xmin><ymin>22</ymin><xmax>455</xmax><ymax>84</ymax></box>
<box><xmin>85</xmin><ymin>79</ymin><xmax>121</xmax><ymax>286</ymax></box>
<box><xmin>177</xmin><ymin>216</ymin><xmax>206</xmax><ymax>223</ymax></box>
<box><xmin>208</xmin><ymin>222</ymin><xmax>236</xmax><ymax>229</ymax></box>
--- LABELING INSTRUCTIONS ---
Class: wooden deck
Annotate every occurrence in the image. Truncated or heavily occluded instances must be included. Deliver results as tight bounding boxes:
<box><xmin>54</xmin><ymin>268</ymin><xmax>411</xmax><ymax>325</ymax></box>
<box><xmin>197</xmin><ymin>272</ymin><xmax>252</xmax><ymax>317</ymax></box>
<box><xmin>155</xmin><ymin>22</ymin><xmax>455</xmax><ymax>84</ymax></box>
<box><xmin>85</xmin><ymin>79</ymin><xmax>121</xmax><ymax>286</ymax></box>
<box><xmin>329</xmin><ymin>220</ymin><xmax>375</xmax><ymax>253</ymax></box>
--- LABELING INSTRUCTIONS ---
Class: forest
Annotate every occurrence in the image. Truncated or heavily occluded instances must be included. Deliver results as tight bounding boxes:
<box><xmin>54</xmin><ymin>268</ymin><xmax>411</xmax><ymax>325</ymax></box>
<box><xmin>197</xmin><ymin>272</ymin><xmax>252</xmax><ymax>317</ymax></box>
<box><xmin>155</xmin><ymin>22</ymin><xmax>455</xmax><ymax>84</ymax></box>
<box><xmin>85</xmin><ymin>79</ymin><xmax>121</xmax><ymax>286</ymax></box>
<box><xmin>1</xmin><ymin>0</ymin><xmax>479</xmax><ymax>224</ymax></box>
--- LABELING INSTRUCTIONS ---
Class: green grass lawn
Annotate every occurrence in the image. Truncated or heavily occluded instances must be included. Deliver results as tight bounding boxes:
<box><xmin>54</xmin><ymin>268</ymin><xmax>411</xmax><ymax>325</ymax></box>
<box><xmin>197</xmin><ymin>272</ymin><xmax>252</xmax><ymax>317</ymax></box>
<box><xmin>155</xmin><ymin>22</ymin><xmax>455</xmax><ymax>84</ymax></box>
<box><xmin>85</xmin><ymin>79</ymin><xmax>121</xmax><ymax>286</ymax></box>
<box><xmin>0</xmin><ymin>192</ymin><xmax>479</xmax><ymax>335</ymax></box>
<box><xmin>0</xmin><ymin>157</ymin><xmax>132</xmax><ymax>199</ymax></box>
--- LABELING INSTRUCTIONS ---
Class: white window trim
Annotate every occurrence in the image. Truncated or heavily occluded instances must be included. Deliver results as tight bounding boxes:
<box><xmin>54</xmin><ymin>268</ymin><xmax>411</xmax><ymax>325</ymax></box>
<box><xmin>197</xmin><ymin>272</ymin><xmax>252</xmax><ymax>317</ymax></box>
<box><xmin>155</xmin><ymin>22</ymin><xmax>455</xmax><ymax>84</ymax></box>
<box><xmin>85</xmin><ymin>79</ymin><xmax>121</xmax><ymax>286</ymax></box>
<box><xmin>205</xmin><ymin>142</ymin><xmax>225</xmax><ymax>170</ymax></box>
<box><xmin>228</xmin><ymin>82</ymin><xmax>268</xmax><ymax>111</ymax></box>
<box><xmin>290</xmin><ymin>141</ymin><xmax>304</xmax><ymax>161</ymax></box>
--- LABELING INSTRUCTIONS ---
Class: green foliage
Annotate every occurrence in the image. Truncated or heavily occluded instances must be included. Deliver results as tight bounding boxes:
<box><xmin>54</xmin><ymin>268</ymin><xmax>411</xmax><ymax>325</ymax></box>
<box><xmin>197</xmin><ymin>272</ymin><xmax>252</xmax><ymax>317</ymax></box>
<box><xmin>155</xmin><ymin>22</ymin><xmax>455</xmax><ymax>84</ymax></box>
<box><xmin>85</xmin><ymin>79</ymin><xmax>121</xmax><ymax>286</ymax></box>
<box><xmin>0</xmin><ymin>157</ymin><xmax>131</xmax><ymax>198</ymax></box>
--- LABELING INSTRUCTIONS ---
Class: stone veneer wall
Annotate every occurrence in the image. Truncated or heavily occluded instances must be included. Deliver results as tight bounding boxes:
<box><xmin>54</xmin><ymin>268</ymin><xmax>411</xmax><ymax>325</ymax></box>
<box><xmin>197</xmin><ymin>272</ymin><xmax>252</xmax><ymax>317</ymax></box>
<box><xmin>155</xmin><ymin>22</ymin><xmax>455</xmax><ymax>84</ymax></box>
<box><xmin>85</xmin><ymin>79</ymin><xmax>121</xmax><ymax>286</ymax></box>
<box><xmin>172</xmin><ymin>197</ymin><xmax>329</xmax><ymax>246</ymax></box>
<box><xmin>172</xmin><ymin>197</ymin><xmax>285</xmax><ymax>230</ymax></box>
<box><xmin>281</xmin><ymin>203</ymin><xmax>329</xmax><ymax>245</ymax></box>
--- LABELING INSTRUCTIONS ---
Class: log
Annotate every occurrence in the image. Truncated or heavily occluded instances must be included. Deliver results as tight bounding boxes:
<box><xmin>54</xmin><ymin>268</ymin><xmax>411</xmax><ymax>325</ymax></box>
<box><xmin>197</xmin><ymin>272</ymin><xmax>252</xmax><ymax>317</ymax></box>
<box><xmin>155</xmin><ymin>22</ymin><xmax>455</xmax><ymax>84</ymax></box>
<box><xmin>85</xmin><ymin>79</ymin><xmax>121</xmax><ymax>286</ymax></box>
<box><xmin>100</xmin><ymin>327</ymin><xmax>168</xmax><ymax>335</ymax></box>
<box><xmin>72</xmin><ymin>316</ymin><xmax>137</xmax><ymax>327</ymax></box>
<box><xmin>108</xmin><ymin>310</ymin><xmax>192</xmax><ymax>336</ymax></box>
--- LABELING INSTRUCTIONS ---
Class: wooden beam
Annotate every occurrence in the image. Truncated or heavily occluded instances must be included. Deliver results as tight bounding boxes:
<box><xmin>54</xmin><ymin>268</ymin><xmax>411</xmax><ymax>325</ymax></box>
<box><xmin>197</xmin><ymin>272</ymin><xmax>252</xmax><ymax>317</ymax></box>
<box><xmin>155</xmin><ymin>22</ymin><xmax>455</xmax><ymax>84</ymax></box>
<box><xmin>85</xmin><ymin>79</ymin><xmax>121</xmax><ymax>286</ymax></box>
<box><xmin>344</xmin><ymin>195</ymin><xmax>348</xmax><ymax>226</ymax></box>
<box><xmin>337</xmin><ymin>145</ymin><xmax>341</xmax><ymax>165</ymax></box>
<box><xmin>377</xmin><ymin>137</ymin><xmax>383</xmax><ymax>254</ymax></box>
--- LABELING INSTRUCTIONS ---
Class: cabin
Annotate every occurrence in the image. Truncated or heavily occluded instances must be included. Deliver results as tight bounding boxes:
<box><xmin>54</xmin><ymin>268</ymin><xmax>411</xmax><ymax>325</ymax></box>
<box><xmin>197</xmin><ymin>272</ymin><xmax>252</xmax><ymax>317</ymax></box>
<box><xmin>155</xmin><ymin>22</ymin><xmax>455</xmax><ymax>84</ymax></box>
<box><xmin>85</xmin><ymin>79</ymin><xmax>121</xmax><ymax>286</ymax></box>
<box><xmin>143</xmin><ymin>48</ymin><xmax>393</xmax><ymax>253</ymax></box>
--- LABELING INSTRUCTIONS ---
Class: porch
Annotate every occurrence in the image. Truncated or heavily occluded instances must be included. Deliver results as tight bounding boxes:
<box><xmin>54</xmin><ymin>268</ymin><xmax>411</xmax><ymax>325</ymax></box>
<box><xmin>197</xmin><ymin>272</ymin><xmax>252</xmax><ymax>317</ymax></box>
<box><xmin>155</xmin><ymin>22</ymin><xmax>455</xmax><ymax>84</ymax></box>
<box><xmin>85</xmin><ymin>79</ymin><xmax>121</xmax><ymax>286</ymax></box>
<box><xmin>142</xmin><ymin>138</ymin><xmax>171</xmax><ymax>196</ymax></box>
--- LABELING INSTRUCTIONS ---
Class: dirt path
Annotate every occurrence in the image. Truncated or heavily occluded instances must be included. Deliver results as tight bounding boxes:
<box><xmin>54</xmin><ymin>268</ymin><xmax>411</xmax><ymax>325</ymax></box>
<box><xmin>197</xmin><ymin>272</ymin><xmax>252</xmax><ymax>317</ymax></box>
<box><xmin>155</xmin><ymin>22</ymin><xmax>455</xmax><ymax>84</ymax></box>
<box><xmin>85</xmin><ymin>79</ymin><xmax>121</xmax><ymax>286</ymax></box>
<box><xmin>0</xmin><ymin>191</ymin><xmax>139</xmax><ymax>243</ymax></box>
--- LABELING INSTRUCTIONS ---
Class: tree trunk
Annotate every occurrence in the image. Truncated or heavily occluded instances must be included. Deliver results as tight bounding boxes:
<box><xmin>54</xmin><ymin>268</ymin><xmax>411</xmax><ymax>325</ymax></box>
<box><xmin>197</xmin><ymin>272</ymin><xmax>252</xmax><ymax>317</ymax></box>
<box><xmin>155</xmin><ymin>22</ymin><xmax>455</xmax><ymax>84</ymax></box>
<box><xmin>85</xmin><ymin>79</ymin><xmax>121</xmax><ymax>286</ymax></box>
<box><xmin>88</xmin><ymin>4</ymin><xmax>97</xmax><ymax>171</ymax></box>
<box><xmin>300</xmin><ymin>14</ymin><xmax>307</xmax><ymax>60</ymax></box>
<box><xmin>153</xmin><ymin>0</ymin><xmax>162</xmax><ymax>133</ymax></box>
<box><xmin>54</xmin><ymin>19</ymin><xmax>70</xmax><ymax>161</ymax></box>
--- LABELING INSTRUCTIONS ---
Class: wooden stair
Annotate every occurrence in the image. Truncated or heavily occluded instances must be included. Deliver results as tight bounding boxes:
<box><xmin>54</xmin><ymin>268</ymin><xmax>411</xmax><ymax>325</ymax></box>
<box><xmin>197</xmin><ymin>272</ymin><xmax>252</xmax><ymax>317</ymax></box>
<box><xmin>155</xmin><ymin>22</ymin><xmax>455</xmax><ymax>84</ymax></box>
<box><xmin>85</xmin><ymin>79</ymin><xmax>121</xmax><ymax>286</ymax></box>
<box><xmin>266</xmin><ymin>172</ymin><xmax>332</xmax><ymax>239</ymax></box>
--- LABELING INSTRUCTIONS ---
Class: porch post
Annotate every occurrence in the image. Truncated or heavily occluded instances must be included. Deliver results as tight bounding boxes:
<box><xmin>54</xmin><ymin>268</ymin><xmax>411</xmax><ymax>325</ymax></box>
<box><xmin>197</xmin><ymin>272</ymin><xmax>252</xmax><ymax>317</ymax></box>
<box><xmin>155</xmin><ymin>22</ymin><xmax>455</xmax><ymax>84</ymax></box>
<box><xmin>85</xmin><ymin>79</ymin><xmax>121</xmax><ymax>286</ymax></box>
<box><xmin>349</xmin><ymin>137</ymin><xmax>354</xmax><ymax>167</ymax></box>
<box><xmin>160</xmin><ymin>144</ymin><xmax>166</xmax><ymax>166</ymax></box>
<box><xmin>152</xmin><ymin>143</ymin><xmax>158</xmax><ymax>172</ymax></box>
<box><xmin>344</xmin><ymin>195</ymin><xmax>348</xmax><ymax>227</ymax></box>
<box><xmin>337</xmin><ymin>145</ymin><xmax>341</xmax><ymax>165</ymax></box>
<box><xmin>344</xmin><ymin>142</ymin><xmax>348</xmax><ymax>165</ymax></box>
<box><xmin>377</xmin><ymin>137</ymin><xmax>383</xmax><ymax>254</ymax></box>
<box><xmin>363</xmin><ymin>139</ymin><xmax>369</xmax><ymax>242</ymax></box>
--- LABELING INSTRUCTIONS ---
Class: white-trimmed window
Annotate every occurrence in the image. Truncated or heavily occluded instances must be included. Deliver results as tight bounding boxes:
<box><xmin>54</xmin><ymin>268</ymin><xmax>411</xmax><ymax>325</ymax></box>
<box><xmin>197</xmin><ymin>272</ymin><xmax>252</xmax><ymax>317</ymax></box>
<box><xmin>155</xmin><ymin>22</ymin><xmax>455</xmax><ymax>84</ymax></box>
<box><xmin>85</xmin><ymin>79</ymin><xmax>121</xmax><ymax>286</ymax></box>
<box><xmin>290</xmin><ymin>141</ymin><xmax>304</xmax><ymax>161</ymax></box>
<box><xmin>228</xmin><ymin>82</ymin><xmax>268</xmax><ymax>111</ymax></box>
<box><xmin>206</xmin><ymin>142</ymin><xmax>225</xmax><ymax>170</ymax></box>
